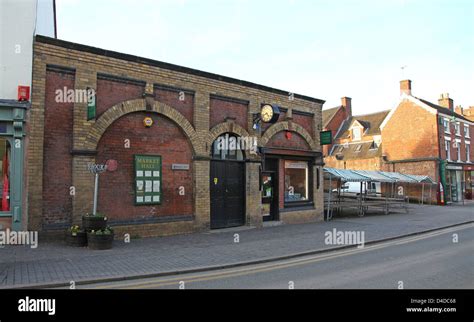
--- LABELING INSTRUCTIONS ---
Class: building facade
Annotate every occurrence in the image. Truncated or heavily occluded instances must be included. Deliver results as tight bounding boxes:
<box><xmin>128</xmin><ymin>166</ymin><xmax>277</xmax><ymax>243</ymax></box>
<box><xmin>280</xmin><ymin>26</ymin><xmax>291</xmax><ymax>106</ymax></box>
<box><xmin>323</xmin><ymin>79</ymin><xmax>473</xmax><ymax>204</ymax></box>
<box><xmin>25</xmin><ymin>36</ymin><xmax>325</xmax><ymax>237</ymax></box>
<box><xmin>0</xmin><ymin>0</ymin><xmax>55</xmax><ymax>231</ymax></box>
<box><xmin>381</xmin><ymin>81</ymin><xmax>474</xmax><ymax>203</ymax></box>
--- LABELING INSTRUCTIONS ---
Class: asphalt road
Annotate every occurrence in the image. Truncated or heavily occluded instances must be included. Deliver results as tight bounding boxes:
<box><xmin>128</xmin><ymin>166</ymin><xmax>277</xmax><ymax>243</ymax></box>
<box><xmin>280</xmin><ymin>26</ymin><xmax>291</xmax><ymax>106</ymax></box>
<box><xmin>79</xmin><ymin>224</ymin><xmax>474</xmax><ymax>289</ymax></box>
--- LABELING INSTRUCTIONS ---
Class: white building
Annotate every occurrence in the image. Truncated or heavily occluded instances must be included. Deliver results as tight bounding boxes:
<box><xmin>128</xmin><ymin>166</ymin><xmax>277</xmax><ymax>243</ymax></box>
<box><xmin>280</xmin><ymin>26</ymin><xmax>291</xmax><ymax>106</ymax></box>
<box><xmin>0</xmin><ymin>0</ymin><xmax>56</xmax><ymax>100</ymax></box>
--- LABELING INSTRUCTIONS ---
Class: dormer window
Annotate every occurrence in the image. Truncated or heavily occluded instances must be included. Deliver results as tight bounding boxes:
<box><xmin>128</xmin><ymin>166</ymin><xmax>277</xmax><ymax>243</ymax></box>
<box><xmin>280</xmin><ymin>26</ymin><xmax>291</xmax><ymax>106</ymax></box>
<box><xmin>352</xmin><ymin>127</ymin><xmax>361</xmax><ymax>141</ymax></box>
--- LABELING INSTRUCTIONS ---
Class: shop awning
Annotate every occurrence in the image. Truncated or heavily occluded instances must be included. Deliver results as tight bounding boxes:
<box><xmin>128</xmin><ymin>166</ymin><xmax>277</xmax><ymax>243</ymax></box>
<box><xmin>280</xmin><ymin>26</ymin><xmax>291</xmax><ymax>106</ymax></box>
<box><xmin>324</xmin><ymin>168</ymin><xmax>371</xmax><ymax>182</ymax></box>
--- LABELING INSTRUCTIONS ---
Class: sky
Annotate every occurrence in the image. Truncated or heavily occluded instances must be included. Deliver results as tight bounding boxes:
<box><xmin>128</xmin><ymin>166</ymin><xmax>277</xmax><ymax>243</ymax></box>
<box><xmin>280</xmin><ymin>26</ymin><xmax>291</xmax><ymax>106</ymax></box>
<box><xmin>56</xmin><ymin>0</ymin><xmax>474</xmax><ymax>115</ymax></box>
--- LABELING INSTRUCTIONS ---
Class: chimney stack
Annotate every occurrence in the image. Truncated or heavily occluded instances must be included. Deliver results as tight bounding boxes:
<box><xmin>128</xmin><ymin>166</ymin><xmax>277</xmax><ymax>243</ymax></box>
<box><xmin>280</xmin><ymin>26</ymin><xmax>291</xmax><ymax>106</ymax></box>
<box><xmin>438</xmin><ymin>93</ymin><xmax>453</xmax><ymax>111</ymax></box>
<box><xmin>341</xmin><ymin>97</ymin><xmax>352</xmax><ymax>118</ymax></box>
<box><xmin>454</xmin><ymin>105</ymin><xmax>463</xmax><ymax>115</ymax></box>
<box><xmin>400</xmin><ymin>80</ymin><xmax>412</xmax><ymax>96</ymax></box>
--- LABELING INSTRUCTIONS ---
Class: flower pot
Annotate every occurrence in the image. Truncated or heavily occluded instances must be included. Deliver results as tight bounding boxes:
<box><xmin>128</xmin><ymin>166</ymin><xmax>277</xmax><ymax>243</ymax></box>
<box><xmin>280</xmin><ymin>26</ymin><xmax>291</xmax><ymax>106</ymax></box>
<box><xmin>82</xmin><ymin>215</ymin><xmax>107</xmax><ymax>231</ymax></box>
<box><xmin>65</xmin><ymin>231</ymin><xmax>87</xmax><ymax>247</ymax></box>
<box><xmin>87</xmin><ymin>232</ymin><xmax>114</xmax><ymax>250</ymax></box>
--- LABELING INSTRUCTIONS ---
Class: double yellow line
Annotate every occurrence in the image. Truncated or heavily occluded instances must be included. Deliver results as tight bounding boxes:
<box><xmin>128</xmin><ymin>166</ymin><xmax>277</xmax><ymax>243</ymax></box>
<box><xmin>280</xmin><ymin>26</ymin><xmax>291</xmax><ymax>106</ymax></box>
<box><xmin>85</xmin><ymin>223</ymin><xmax>472</xmax><ymax>289</ymax></box>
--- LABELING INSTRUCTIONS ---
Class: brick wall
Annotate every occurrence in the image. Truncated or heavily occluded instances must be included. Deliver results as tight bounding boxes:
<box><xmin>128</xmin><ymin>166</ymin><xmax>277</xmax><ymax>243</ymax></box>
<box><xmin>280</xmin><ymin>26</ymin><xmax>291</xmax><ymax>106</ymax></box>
<box><xmin>324</xmin><ymin>156</ymin><xmax>382</xmax><ymax>171</ymax></box>
<box><xmin>323</xmin><ymin>107</ymin><xmax>347</xmax><ymax>156</ymax></box>
<box><xmin>96</xmin><ymin>112</ymin><xmax>193</xmax><ymax>221</ymax></box>
<box><xmin>210</xmin><ymin>97</ymin><xmax>248</xmax><ymax>130</ymax></box>
<box><xmin>382</xmin><ymin>100</ymin><xmax>439</xmax><ymax>160</ymax></box>
<box><xmin>96</xmin><ymin>78</ymin><xmax>144</xmax><ymax>117</ymax></box>
<box><xmin>155</xmin><ymin>87</ymin><xmax>194</xmax><ymax>125</ymax></box>
<box><xmin>42</xmin><ymin>70</ymin><xmax>74</xmax><ymax>227</ymax></box>
<box><xmin>266</xmin><ymin>131</ymin><xmax>310</xmax><ymax>150</ymax></box>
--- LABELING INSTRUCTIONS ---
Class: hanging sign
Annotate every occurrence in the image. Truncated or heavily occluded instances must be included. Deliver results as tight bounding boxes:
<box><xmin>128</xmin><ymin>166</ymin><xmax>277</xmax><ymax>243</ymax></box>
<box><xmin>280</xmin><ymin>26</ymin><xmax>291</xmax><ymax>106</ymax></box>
<box><xmin>134</xmin><ymin>155</ymin><xmax>162</xmax><ymax>205</ymax></box>
<box><xmin>320</xmin><ymin>130</ymin><xmax>332</xmax><ymax>145</ymax></box>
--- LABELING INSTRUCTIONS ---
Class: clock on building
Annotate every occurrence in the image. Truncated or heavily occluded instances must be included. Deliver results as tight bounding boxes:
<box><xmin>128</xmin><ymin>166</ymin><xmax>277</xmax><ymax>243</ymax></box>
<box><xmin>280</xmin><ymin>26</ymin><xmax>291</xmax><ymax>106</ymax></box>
<box><xmin>260</xmin><ymin>104</ymin><xmax>280</xmax><ymax>123</ymax></box>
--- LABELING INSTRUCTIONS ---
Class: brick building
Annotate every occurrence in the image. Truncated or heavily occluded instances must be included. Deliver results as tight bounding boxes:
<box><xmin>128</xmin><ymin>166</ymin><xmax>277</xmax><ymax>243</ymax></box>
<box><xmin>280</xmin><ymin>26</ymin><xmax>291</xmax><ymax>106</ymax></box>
<box><xmin>323</xmin><ymin>80</ymin><xmax>474</xmax><ymax>204</ymax></box>
<box><xmin>381</xmin><ymin>81</ymin><xmax>473</xmax><ymax>203</ymax></box>
<box><xmin>20</xmin><ymin>35</ymin><xmax>326</xmax><ymax>237</ymax></box>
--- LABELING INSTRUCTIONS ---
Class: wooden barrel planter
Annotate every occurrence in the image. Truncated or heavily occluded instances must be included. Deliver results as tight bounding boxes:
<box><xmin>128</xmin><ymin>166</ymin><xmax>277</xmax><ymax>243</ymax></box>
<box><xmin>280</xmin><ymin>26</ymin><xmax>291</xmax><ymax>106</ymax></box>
<box><xmin>87</xmin><ymin>232</ymin><xmax>114</xmax><ymax>250</ymax></box>
<box><xmin>65</xmin><ymin>231</ymin><xmax>87</xmax><ymax>247</ymax></box>
<box><xmin>82</xmin><ymin>215</ymin><xmax>108</xmax><ymax>231</ymax></box>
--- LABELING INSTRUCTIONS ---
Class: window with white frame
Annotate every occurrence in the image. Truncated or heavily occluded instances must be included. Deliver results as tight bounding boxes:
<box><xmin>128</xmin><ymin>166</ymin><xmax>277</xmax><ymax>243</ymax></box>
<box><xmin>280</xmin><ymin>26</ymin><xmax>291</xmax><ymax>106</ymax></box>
<box><xmin>456</xmin><ymin>142</ymin><xmax>461</xmax><ymax>161</ymax></box>
<box><xmin>467</xmin><ymin>144</ymin><xmax>471</xmax><ymax>162</ymax></box>
<box><xmin>352</xmin><ymin>127</ymin><xmax>361</xmax><ymax>141</ymax></box>
<box><xmin>464</xmin><ymin>124</ymin><xmax>470</xmax><ymax>138</ymax></box>
<box><xmin>445</xmin><ymin>139</ymin><xmax>451</xmax><ymax>160</ymax></box>
<box><xmin>455</xmin><ymin>122</ymin><xmax>461</xmax><ymax>136</ymax></box>
<box><xmin>443</xmin><ymin>118</ymin><xmax>450</xmax><ymax>133</ymax></box>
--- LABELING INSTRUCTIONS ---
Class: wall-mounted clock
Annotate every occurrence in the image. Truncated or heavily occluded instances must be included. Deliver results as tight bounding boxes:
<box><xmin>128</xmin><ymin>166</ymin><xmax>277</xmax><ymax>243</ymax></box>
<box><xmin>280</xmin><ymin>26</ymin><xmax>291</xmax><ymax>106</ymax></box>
<box><xmin>260</xmin><ymin>104</ymin><xmax>280</xmax><ymax>124</ymax></box>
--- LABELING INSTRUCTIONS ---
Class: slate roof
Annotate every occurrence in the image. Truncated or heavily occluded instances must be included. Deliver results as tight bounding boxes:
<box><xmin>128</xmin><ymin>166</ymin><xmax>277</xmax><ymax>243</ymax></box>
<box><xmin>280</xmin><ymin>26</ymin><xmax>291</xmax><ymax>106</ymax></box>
<box><xmin>330</xmin><ymin>141</ymin><xmax>382</xmax><ymax>160</ymax></box>
<box><xmin>322</xmin><ymin>106</ymin><xmax>343</xmax><ymax>128</ymax></box>
<box><xmin>416</xmin><ymin>97</ymin><xmax>472</xmax><ymax>122</ymax></box>
<box><xmin>336</xmin><ymin>110</ymin><xmax>390</xmax><ymax>139</ymax></box>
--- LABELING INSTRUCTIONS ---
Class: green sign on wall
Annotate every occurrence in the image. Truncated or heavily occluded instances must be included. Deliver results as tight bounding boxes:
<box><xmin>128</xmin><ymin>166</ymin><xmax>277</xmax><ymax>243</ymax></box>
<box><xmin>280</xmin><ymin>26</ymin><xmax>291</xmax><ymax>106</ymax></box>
<box><xmin>320</xmin><ymin>130</ymin><xmax>332</xmax><ymax>145</ymax></box>
<box><xmin>86</xmin><ymin>88</ymin><xmax>96</xmax><ymax>120</ymax></box>
<box><xmin>134</xmin><ymin>155</ymin><xmax>162</xmax><ymax>205</ymax></box>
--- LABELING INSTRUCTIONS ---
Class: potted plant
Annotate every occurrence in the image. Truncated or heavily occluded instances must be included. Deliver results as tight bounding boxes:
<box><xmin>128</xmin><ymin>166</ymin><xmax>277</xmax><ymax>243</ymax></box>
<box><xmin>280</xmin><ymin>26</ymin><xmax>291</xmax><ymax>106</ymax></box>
<box><xmin>65</xmin><ymin>225</ymin><xmax>87</xmax><ymax>247</ymax></box>
<box><xmin>87</xmin><ymin>226</ymin><xmax>114</xmax><ymax>250</ymax></box>
<box><xmin>82</xmin><ymin>212</ymin><xmax>108</xmax><ymax>231</ymax></box>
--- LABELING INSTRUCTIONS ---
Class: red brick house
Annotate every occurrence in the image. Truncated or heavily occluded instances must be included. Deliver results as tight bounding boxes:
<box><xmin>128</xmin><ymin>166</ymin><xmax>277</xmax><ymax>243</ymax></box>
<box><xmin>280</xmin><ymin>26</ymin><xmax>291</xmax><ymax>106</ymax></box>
<box><xmin>323</xmin><ymin>105</ymin><xmax>389</xmax><ymax>172</ymax></box>
<box><xmin>323</xmin><ymin>80</ymin><xmax>473</xmax><ymax>204</ymax></box>
<box><xmin>322</xmin><ymin>97</ymin><xmax>351</xmax><ymax>156</ymax></box>
<box><xmin>381</xmin><ymin>80</ymin><xmax>474</xmax><ymax>203</ymax></box>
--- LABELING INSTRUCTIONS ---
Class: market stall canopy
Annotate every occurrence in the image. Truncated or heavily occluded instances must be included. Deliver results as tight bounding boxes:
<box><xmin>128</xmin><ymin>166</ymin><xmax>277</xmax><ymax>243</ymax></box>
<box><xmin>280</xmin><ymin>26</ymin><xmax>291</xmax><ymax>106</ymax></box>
<box><xmin>324</xmin><ymin>168</ymin><xmax>371</xmax><ymax>182</ymax></box>
<box><xmin>378</xmin><ymin>171</ymin><xmax>418</xmax><ymax>183</ymax></box>
<box><xmin>403</xmin><ymin>174</ymin><xmax>436</xmax><ymax>184</ymax></box>
<box><xmin>352</xmin><ymin>170</ymin><xmax>396</xmax><ymax>183</ymax></box>
<box><xmin>324</xmin><ymin>168</ymin><xmax>436</xmax><ymax>184</ymax></box>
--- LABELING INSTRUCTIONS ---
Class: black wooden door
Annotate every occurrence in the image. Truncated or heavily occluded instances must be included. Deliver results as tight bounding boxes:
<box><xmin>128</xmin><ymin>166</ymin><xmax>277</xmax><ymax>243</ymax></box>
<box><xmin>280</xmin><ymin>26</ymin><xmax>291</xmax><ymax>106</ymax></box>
<box><xmin>210</xmin><ymin>160</ymin><xmax>245</xmax><ymax>229</ymax></box>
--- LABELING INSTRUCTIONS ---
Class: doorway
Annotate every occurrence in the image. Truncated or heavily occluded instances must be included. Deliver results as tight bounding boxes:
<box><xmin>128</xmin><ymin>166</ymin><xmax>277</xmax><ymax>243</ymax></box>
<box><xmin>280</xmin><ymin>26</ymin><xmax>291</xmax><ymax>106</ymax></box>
<box><xmin>262</xmin><ymin>171</ymin><xmax>278</xmax><ymax>221</ymax></box>
<box><xmin>209</xmin><ymin>134</ymin><xmax>246</xmax><ymax>229</ymax></box>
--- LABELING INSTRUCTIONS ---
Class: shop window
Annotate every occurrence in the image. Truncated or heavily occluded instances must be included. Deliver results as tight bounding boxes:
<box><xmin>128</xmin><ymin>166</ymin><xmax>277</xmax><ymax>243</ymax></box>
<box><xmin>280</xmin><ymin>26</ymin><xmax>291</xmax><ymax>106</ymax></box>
<box><xmin>284</xmin><ymin>161</ymin><xmax>309</xmax><ymax>203</ymax></box>
<box><xmin>211</xmin><ymin>134</ymin><xmax>244</xmax><ymax>161</ymax></box>
<box><xmin>0</xmin><ymin>138</ymin><xmax>11</xmax><ymax>212</ymax></box>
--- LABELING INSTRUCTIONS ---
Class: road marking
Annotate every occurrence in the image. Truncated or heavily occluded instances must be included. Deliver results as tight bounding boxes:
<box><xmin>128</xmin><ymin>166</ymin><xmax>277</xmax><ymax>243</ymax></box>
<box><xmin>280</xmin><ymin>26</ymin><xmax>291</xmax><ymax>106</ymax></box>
<box><xmin>84</xmin><ymin>223</ymin><xmax>473</xmax><ymax>289</ymax></box>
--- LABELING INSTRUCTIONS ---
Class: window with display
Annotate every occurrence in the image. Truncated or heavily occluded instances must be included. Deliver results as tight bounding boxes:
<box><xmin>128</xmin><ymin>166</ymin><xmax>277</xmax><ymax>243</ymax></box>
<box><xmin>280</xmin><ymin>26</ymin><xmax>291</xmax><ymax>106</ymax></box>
<box><xmin>284</xmin><ymin>160</ymin><xmax>309</xmax><ymax>203</ymax></box>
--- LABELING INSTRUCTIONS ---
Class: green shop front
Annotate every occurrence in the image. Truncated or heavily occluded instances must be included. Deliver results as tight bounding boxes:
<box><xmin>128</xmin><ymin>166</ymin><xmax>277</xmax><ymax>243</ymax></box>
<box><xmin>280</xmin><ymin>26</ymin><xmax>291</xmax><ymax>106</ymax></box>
<box><xmin>0</xmin><ymin>100</ymin><xmax>28</xmax><ymax>231</ymax></box>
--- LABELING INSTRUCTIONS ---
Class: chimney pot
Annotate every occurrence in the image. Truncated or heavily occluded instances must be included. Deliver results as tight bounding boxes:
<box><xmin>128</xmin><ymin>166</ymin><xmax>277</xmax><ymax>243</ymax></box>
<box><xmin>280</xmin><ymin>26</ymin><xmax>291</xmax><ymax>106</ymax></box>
<box><xmin>438</xmin><ymin>93</ymin><xmax>454</xmax><ymax>111</ymax></box>
<box><xmin>400</xmin><ymin>80</ymin><xmax>412</xmax><ymax>96</ymax></box>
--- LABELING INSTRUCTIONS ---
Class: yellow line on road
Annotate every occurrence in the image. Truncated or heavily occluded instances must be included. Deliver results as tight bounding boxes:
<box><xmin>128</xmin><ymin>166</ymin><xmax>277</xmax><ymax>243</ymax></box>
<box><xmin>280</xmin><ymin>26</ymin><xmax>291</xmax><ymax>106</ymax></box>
<box><xmin>85</xmin><ymin>223</ymin><xmax>472</xmax><ymax>289</ymax></box>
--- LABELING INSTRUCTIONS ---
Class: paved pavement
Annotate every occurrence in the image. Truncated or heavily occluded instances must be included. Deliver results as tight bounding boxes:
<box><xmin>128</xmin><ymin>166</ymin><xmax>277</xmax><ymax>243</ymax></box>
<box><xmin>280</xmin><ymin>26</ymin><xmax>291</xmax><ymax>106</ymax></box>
<box><xmin>84</xmin><ymin>225</ymin><xmax>473</xmax><ymax>289</ymax></box>
<box><xmin>0</xmin><ymin>204</ymin><xmax>472</xmax><ymax>288</ymax></box>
